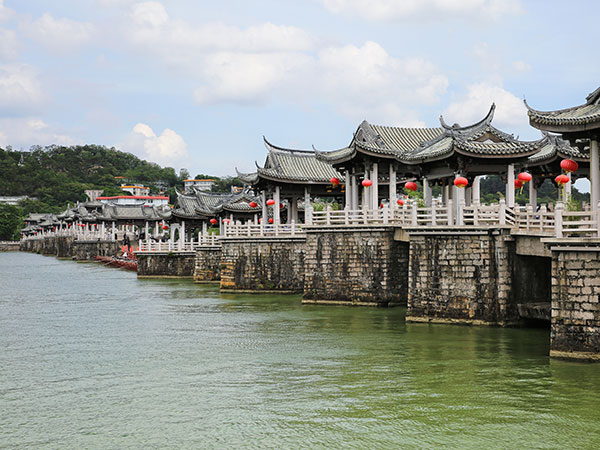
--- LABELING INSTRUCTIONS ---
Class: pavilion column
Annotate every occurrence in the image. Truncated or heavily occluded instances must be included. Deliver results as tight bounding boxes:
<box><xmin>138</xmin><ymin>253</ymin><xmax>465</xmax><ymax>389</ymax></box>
<box><xmin>202</xmin><ymin>222</ymin><xmax>207</xmax><ymax>236</ymax></box>
<box><xmin>564</xmin><ymin>173</ymin><xmax>572</xmax><ymax>203</ymax></box>
<box><xmin>351</xmin><ymin>174</ymin><xmax>359</xmax><ymax>210</ymax></box>
<box><xmin>261</xmin><ymin>190</ymin><xmax>268</xmax><ymax>224</ymax></box>
<box><xmin>442</xmin><ymin>184</ymin><xmax>449</xmax><ymax>204</ymax></box>
<box><xmin>472</xmin><ymin>176</ymin><xmax>481</xmax><ymax>204</ymax></box>
<box><xmin>506</xmin><ymin>164</ymin><xmax>515</xmax><ymax>208</ymax></box>
<box><xmin>592</xmin><ymin>139</ymin><xmax>600</xmax><ymax>211</ymax></box>
<box><xmin>291</xmin><ymin>196</ymin><xmax>298</xmax><ymax>223</ymax></box>
<box><xmin>180</xmin><ymin>220</ymin><xmax>185</xmax><ymax>245</ymax></box>
<box><xmin>423</xmin><ymin>178</ymin><xmax>432</xmax><ymax>207</ymax></box>
<box><xmin>465</xmin><ymin>186</ymin><xmax>472</xmax><ymax>207</ymax></box>
<box><xmin>144</xmin><ymin>221</ymin><xmax>148</xmax><ymax>240</ymax></box>
<box><xmin>274</xmin><ymin>186</ymin><xmax>281</xmax><ymax>224</ymax></box>
<box><xmin>304</xmin><ymin>187</ymin><xmax>311</xmax><ymax>223</ymax></box>
<box><xmin>529</xmin><ymin>179</ymin><xmax>537</xmax><ymax>209</ymax></box>
<box><xmin>101</xmin><ymin>222</ymin><xmax>106</xmax><ymax>237</ymax></box>
<box><xmin>371</xmin><ymin>162</ymin><xmax>379</xmax><ymax>209</ymax></box>
<box><xmin>113</xmin><ymin>221</ymin><xmax>116</xmax><ymax>238</ymax></box>
<box><xmin>344</xmin><ymin>170</ymin><xmax>351</xmax><ymax>209</ymax></box>
<box><xmin>154</xmin><ymin>221</ymin><xmax>158</xmax><ymax>237</ymax></box>
<box><xmin>389</xmin><ymin>164</ymin><xmax>397</xmax><ymax>209</ymax></box>
<box><xmin>362</xmin><ymin>165</ymin><xmax>370</xmax><ymax>209</ymax></box>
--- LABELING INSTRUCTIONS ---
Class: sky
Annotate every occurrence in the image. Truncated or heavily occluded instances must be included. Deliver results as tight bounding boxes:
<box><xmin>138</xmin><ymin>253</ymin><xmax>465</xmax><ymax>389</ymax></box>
<box><xmin>0</xmin><ymin>0</ymin><xmax>599</xmax><ymax>178</ymax></box>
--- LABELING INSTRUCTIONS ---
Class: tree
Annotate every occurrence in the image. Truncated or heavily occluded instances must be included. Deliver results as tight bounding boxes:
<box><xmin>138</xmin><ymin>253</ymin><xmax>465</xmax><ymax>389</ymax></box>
<box><xmin>0</xmin><ymin>204</ymin><xmax>24</xmax><ymax>240</ymax></box>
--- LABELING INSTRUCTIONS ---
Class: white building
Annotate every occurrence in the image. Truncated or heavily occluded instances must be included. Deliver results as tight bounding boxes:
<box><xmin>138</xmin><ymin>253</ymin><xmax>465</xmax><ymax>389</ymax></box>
<box><xmin>120</xmin><ymin>184</ymin><xmax>150</xmax><ymax>196</ymax></box>
<box><xmin>184</xmin><ymin>179</ymin><xmax>215</xmax><ymax>194</ymax></box>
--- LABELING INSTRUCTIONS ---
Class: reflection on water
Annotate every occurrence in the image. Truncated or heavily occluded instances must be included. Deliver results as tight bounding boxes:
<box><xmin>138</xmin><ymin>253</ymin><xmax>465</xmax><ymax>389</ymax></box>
<box><xmin>1</xmin><ymin>252</ymin><xmax>599</xmax><ymax>449</ymax></box>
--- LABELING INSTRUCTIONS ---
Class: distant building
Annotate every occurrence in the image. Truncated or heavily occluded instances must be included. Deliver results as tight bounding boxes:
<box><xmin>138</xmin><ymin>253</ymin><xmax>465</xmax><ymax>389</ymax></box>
<box><xmin>84</xmin><ymin>189</ymin><xmax>104</xmax><ymax>201</ymax></box>
<box><xmin>0</xmin><ymin>196</ymin><xmax>36</xmax><ymax>205</ymax></box>
<box><xmin>120</xmin><ymin>184</ymin><xmax>150</xmax><ymax>196</ymax></box>
<box><xmin>184</xmin><ymin>179</ymin><xmax>215</xmax><ymax>194</ymax></box>
<box><xmin>96</xmin><ymin>195</ymin><xmax>169</xmax><ymax>207</ymax></box>
<box><xmin>230</xmin><ymin>186</ymin><xmax>243</xmax><ymax>194</ymax></box>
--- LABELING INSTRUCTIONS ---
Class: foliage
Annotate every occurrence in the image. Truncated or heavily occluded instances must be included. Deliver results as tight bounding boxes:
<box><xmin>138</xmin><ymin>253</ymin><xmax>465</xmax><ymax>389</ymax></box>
<box><xmin>0</xmin><ymin>203</ymin><xmax>24</xmax><ymax>240</ymax></box>
<box><xmin>0</xmin><ymin>145</ymin><xmax>183</xmax><ymax>215</ymax></box>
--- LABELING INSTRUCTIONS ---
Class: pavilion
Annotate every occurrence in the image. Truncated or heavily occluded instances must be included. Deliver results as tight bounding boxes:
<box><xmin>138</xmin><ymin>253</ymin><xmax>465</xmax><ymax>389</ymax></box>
<box><xmin>315</xmin><ymin>104</ymin><xmax>567</xmax><ymax>210</ymax></box>
<box><xmin>526</xmin><ymin>87</ymin><xmax>600</xmax><ymax>208</ymax></box>
<box><xmin>236</xmin><ymin>137</ymin><xmax>344</xmax><ymax>225</ymax></box>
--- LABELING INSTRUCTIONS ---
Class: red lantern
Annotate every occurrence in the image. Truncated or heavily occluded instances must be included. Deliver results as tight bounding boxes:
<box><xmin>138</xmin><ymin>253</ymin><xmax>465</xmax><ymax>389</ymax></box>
<box><xmin>209</xmin><ymin>218</ymin><xmax>218</xmax><ymax>225</ymax></box>
<box><xmin>266</xmin><ymin>199</ymin><xmax>275</xmax><ymax>206</ymax></box>
<box><xmin>362</xmin><ymin>179</ymin><xmax>373</xmax><ymax>187</ymax></box>
<box><xmin>453</xmin><ymin>177</ymin><xmax>468</xmax><ymax>188</ymax></box>
<box><xmin>330</xmin><ymin>177</ymin><xmax>340</xmax><ymax>186</ymax></box>
<box><xmin>162</xmin><ymin>225</ymin><xmax>168</xmax><ymax>230</ymax></box>
<box><xmin>514</xmin><ymin>179</ymin><xmax>524</xmax><ymax>189</ymax></box>
<box><xmin>222</xmin><ymin>219</ymin><xmax>229</xmax><ymax>224</ymax></box>
<box><xmin>397</xmin><ymin>199</ymin><xmax>404</xmax><ymax>206</ymax></box>
<box><xmin>555</xmin><ymin>174</ymin><xmax>570</xmax><ymax>186</ymax></box>
<box><xmin>517</xmin><ymin>172</ymin><xmax>532</xmax><ymax>183</ymax></box>
<box><xmin>560</xmin><ymin>159</ymin><xmax>578</xmax><ymax>173</ymax></box>
<box><xmin>405</xmin><ymin>181</ymin><xmax>418</xmax><ymax>191</ymax></box>
<box><xmin>249</xmin><ymin>201</ymin><xmax>258</xmax><ymax>208</ymax></box>
<box><xmin>280</xmin><ymin>203</ymin><xmax>284</xmax><ymax>208</ymax></box>
<box><xmin>380</xmin><ymin>203</ymin><xmax>384</xmax><ymax>208</ymax></box>
<box><xmin>268</xmin><ymin>218</ymin><xmax>274</xmax><ymax>224</ymax></box>
<box><xmin>259</xmin><ymin>218</ymin><xmax>262</xmax><ymax>223</ymax></box>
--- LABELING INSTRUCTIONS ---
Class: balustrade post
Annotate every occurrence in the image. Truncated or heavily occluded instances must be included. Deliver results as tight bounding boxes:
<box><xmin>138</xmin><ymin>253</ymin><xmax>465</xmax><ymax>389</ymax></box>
<box><xmin>499</xmin><ymin>199</ymin><xmax>506</xmax><ymax>226</ymax></box>
<box><xmin>555</xmin><ymin>202</ymin><xmax>564</xmax><ymax>238</ymax></box>
<box><xmin>326</xmin><ymin>204</ymin><xmax>331</xmax><ymax>226</ymax></box>
<box><xmin>472</xmin><ymin>201</ymin><xmax>479</xmax><ymax>226</ymax></box>
<box><xmin>458</xmin><ymin>199</ymin><xmax>465</xmax><ymax>226</ymax></box>
<box><xmin>540</xmin><ymin>205</ymin><xmax>547</xmax><ymax>232</ymax></box>
<box><xmin>344</xmin><ymin>206</ymin><xmax>350</xmax><ymax>225</ymax></box>
<box><xmin>383</xmin><ymin>205</ymin><xmax>389</xmax><ymax>224</ymax></box>
<box><xmin>411</xmin><ymin>201</ymin><xmax>418</xmax><ymax>226</ymax></box>
<box><xmin>431</xmin><ymin>200</ymin><xmax>437</xmax><ymax>226</ymax></box>
<box><xmin>291</xmin><ymin>220</ymin><xmax>296</xmax><ymax>236</ymax></box>
<box><xmin>447</xmin><ymin>199</ymin><xmax>454</xmax><ymax>226</ymax></box>
<box><xmin>305</xmin><ymin>206</ymin><xmax>313</xmax><ymax>226</ymax></box>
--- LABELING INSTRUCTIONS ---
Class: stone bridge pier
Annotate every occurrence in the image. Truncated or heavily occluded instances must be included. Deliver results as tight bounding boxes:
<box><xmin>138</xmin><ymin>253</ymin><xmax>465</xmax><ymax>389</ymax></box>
<box><xmin>405</xmin><ymin>227</ymin><xmax>518</xmax><ymax>325</ymax></box>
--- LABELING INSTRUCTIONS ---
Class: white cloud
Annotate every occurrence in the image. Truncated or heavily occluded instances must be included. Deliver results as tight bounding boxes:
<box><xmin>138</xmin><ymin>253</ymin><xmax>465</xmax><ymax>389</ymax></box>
<box><xmin>122</xmin><ymin>123</ymin><xmax>188</xmax><ymax>168</ymax></box>
<box><xmin>309</xmin><ymin>41</ymin><xmax>448</xmax><ymax>125</ymax></box>
<box><xmin>21</xmin><ymin>13</ymin><xmax>95</xmax><ymax>53</ymax></box>
<box><xmin>321</xmin><ymin>0</ymin><xmax>522</xmax><ymax>21</ymax></box>
<box><xmin>0</xmin><ymin>27</ymin><xmax>19</xmax><ymax>60</ymax></box>
<box><xmin>0</xmin><ymin>0</ymin><xmax>15</xmax><ymax>23</ymax></box>
<box><xmin>443</xmin><ymin>82</ymin><xmax>528</xmax><ymax>128</ymax></box>
<box><xmin>0</xmin><ymin>117</ymin><xmax>75</xmax><ymax>148</ymax></box>
<box><xmin>0</xmin><ymin>64</ymin><xmax>45</xmax><ymax>115</ymax></box>
<box><xmin>512</xmin><ymin>60</ymin><xmax>532</xmax><ymax>73</ymax></box>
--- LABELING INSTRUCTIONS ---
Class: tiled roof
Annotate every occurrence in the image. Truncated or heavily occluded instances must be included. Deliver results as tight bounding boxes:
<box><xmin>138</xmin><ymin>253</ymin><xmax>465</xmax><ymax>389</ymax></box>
<box><xmin>370</xmin><ymin>125</ymin><xmax>444</xmax><ymax>151</ymax></box>
<box><xmin>98</xmin><ymin>204</ymin><xmax>169</xmax><ymax>221</ymax></box>
<box><xmin>527</xmin><ymin>133</ymin><xmax>588</xmax><ymax>164</ymax></box>
<box><xmin>258</xmin><ymin>138</ymin><xmax>342</xmax><ymax>183</ymax></box>
<box><xmin>526</xmin><ymin>87</ymin><xmax>600</xmax><ymax>129</ymax></box>
<box><xmin>172</xmin><ymin>190</ymin><xmax>261</xmax><ymax>218</ymax></box>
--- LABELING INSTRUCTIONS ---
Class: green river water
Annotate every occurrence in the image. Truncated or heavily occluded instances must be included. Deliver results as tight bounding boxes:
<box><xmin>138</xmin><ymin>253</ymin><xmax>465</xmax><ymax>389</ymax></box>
<box><xmin>1</xmin><ymin>252</ymin><xmax>600</xmax><ymax>449</ymax></box>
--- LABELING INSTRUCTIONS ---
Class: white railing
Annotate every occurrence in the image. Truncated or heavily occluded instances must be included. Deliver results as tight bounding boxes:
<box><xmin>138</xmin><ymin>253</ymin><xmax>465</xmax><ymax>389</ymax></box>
<box><xmin>137</xmin><ymin>234</ymin><xmax>220</xmax><ymax>252</ymax></box>
<box><xmin>222</xmin><ymin>221</ymin><xmax>304</xmax><ymax>237</ymax></box>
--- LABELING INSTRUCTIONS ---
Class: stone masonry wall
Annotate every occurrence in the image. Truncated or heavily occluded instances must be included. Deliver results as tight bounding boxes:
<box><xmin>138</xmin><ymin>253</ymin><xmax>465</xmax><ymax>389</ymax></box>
<box><xmin>303</xmin><ymin>229</ymin><xmax>408</xmax><ymax>306</ymax></box>
<box><xmin>220</xmin><ymin>238</ymin><xmax>306</xmax><ymax>292</ymax></box>
<box><xmin>407</xmin><ymin>229</ymin><xmax>516</xmax><ymax>325</ymax></box>
<box><xmin>194</xmin><ymin>247</ymin><xmax>221</xmax><ymax>282</ymax></box>
<box><xmin>0</xmin><ymin>241</ymin><xmax>20</xmax><ymax>251</ymax></box>
<box><xmin>72</xmin><ymin>240</ymin><xmax>121</xmax><ymax>261</ymax></box>
<box><xmin>551</xmin><ymin>249</ymin><xmax>600</xmax><ymax>360</ymax></box>
<box><xmin>137</xmin><ymin>252</ymin><xmax>196</xmax><ymax>277</ymax></box>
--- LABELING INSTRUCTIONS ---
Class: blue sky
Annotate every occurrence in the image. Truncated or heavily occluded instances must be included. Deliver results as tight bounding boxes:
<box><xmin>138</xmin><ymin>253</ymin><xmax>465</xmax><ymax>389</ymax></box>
<box><xmin>0</xmin><ymin>0</ymin><xmax>598</xmax><ymax>177</ymax></box>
